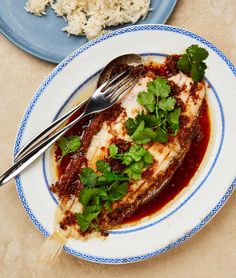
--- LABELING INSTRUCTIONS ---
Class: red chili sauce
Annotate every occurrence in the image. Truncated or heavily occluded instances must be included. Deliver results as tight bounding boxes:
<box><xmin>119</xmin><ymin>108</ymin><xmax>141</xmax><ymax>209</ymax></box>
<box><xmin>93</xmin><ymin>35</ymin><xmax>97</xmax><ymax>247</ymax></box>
<box><xmin>123</xmin><ymin>99</ymin><xmax>211</xmax><ymax>224</ymax></box>
<box><xmin>54</xmin><ymin>57</ymin><xmax>211</xmax><ymax>225</ymax></box>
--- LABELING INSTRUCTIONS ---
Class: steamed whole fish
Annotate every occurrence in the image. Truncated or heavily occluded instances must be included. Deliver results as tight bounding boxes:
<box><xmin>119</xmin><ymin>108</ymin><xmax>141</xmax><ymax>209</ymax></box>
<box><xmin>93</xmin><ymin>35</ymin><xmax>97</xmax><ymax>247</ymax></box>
<box><xmin>40</xmin><ymin>50</ymin><xmax>209</xmax><ymax>263</ymax></box>
<box><xmin>51</xmin><ymin>69</ymin><xmax>206</xmax><ymax>229</ymax></box>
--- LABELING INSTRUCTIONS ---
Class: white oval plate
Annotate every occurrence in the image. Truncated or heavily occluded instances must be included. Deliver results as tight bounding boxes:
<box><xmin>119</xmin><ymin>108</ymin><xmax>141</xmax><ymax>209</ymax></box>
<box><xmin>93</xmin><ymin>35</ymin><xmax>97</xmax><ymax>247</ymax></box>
<box><xmin>14</xmin><ymin>24</ymin><xmax>236</xmax><ymax>264</ymax></box>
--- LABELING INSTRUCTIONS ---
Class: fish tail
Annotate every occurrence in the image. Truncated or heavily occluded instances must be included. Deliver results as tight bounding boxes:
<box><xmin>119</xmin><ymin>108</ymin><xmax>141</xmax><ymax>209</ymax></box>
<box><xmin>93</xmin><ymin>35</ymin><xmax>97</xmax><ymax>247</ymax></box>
<box><xmin>38</xmin><ymin>231</ymin><xmax>67</xmax><ymax>264</ymax></box>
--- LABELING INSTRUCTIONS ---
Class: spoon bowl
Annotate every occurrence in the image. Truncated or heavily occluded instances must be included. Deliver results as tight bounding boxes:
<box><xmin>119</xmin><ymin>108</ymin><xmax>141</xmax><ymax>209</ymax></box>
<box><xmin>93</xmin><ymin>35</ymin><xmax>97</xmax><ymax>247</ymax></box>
<box><xmin>97</xmin><ymin>54</ymin><xmax>143</xmax><ymax>87</ymax></box>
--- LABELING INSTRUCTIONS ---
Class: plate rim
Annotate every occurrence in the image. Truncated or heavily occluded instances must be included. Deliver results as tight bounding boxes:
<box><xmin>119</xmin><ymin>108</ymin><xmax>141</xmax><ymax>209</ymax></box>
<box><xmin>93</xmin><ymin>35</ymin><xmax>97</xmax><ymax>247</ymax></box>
<box><xmin>14</xmin><ymin>24</ymin><xmax>236</xmax><ymax>264</ymax></box>
<box><xmin>0</xmin><ymin>0</ymin><xmax>177</xmax><ymax>64</ymax></box>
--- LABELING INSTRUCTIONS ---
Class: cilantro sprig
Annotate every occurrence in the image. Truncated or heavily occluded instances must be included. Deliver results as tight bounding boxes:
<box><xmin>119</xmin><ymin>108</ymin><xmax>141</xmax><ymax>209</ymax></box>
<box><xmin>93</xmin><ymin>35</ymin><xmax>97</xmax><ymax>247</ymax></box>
<box><xmin>76</xmin><ymin>160</ymin><xmax>129</xmax><ymax>232</ymax></box>
<box><xmin>76</xmin><ymin>144</ymin><xmax>153</xmax><ymax>232</ymax></box>
<box><xmin>125</xmin><ymin>76</ymin><xmax>181</xmax><ymax>144</ymax></box>
<box><xmin>80</xmin><ymin>164</ymin><xmax>128</xmax><ymax>188</ymax></box>
<box><xmin>177</xmin><ymin>45</ymin><xmax>209</xmax><ymax>82</ymax></box>
<box><xmin>109</xmin><ymin>143</ymin><xmax>153</xmax><ymax>180</ymax></box>
<box><xmin>57</xmin><ymin>135</ymin><xmax>81</xmax><ymax>163</ymax></box>
<box><xmin>75</xmin><ymin>180</ymin><xmax>128</xmax><ymax>232</ymax></box>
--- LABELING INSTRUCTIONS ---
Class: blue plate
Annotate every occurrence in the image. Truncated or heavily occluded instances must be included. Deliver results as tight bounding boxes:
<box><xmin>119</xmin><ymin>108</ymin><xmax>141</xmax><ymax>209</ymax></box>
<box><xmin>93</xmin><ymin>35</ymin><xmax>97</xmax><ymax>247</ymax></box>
<box><xmin>0</xmin><ymin>0</ymin><xmax>177</xmax><ymax>63</ymax></box>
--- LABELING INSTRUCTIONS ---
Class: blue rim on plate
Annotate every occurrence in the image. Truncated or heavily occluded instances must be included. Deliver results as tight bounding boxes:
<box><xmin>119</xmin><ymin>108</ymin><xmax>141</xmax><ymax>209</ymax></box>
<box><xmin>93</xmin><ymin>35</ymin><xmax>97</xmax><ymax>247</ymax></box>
<box><xmin>0</xmin><ymin>0</ymin><xmax>177</xmax><ymax>64</ymax></box>
<box><xmin>14</xmin><ymin>24</ymin><xmax>236</xmax><ymax>264</ymax></box>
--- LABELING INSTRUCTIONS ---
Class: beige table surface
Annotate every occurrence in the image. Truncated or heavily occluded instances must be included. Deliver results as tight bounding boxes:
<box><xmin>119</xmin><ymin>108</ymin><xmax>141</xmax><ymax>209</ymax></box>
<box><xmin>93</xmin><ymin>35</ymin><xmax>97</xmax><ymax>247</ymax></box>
<box><xmin>0</xmin><ymin>1</ymin><xmax>236</xmax><ymax>277</ymax></box>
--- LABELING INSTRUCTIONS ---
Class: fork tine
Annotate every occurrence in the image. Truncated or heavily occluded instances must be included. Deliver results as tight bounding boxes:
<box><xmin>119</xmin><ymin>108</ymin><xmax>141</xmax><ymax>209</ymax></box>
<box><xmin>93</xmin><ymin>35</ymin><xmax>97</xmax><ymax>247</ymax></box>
<box><xmin>105</xmin><ymin>73</ymin><xmax>133</xmax><ymax>98</ymax></box>
<box><xmin>109</xmin><ymin>77</ymin><xmax>138</xmax><ymax>102</ymax></box>
<box><xmin>101</xmin><ymin>70</ymin><xmax>128</xmax><ymax>92</ymax></box>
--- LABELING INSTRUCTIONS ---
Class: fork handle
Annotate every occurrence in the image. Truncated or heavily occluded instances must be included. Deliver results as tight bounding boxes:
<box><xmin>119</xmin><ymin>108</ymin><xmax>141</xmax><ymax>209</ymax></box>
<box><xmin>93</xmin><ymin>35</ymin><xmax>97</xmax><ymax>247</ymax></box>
<box><xmin>0</xmin><ymin>111</ymin><xmax>87</xmax><ymax>186</ymax></box>
<box><xmin>15</xmin><ymin>96</ymin><xmax>89</xmax><ymax>162</ymax></box>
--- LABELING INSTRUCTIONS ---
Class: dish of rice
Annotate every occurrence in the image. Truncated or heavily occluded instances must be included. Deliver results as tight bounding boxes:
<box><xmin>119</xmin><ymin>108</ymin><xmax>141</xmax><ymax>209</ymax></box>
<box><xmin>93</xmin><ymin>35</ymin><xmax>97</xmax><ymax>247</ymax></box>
<box><xmin>25</xmin><ymin>0</ymin><xmax>151</xmax><ymax>40</ymax></box>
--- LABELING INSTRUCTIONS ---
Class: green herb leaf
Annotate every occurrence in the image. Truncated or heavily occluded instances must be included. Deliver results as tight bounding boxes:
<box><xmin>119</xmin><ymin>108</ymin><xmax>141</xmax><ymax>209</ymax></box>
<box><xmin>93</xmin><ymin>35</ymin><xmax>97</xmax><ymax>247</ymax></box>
<box><xmin>191</xmin><ymin>61</ymin><xmax>207</xmax><ymax>82</ymax></box>
<box><xmin>104</xmin><ymin>200</ymin><xmax>113</xmax><ymax>213</ymax></box>
<box><xmin>154</xmin><ymin>128</ymin><xmax>168</xmax><ymax>143</ymax></box>
<box><xmin>79</xmin><ymin>188</ymin><xmax>99</xmax><ymax>206</ymax></box>
<box><xmin>169</xmin><ymin>108</ymin><xmax>181</xmax><ymax>133</ymax></box>
<box><xmin>75</xmin><ymin>210</ymin><xmax>100</xmax><ymax>232</ymax></box>
<box><xmin>137</xmin><ymin>91</ymin><xmax>156</xmax><ymax>112</ymax></box>
<box><xmin>109</xmin><ymin>143</ymin><xmax>119</xmax><ymax>157</ymax></box>
<box><xmin>122</xmin><ymin>146</ymin><xmax>153</xmax><ymax>180</ymax></box>
<box><xmin>177</xmin><ymin>45</ymin><xmax>209</xmax><ymax>82</ymax></box>
<box><xmin>131</xmin><ymin>120</ymin><xmax>145</xmax><ymax>140</ymax></box>
<box><xmin>147</xmin><ymin>76</ymin><xmax>171</xmax><ymax>98</ymax></box>
<box><xmin>97</xmin><ymin>172</ymin><xmax>128</xmax><ymax>186</ymax></box>
<box><xmin>104</xmin><ymin>181</ymin><xmax>129</xmax><ymax>212</ymax></box>
<box><xmin>125</xmin><ymin>113</ymin><xmax>160</xmax><ymax>137</ymax></box>
<box><xmin>131</xmin><ymin>121</ymin><xmax>156</xmax><ymax>144</ymax></box>
<box><xmin>122</xmin><ymin>144</ymin><xmax>147</xmax><ymax>165</ymax></box>
<box><xmin>138</xmin><ymin>128</ymin><xmax>157</xmax><ymax>144</ymax></box>
<box><xmin>186</xmin><ymin>44</ymin><xmax>209</xmax><ymax>62</ymax></box>
<box><xmin>135</xmin><ymin>112</ymin><xmax>161</xmax><ymax>127</ymax></box>
<box><xmin>96</xmin><ymin>160</ymin><xmax>111</xmax><ymax>173</ymax></box>
<box><xmin>80</xmin><ymin>168</ymin><xmax>98</xmax><ymax>187</ymax></box>
<box><xmin>125</xmin><ymin>118</ymin><xmax>139</xmax><ymax>136</ymax></box>
<box><xmin>58</xmin><ymin>135</ymin><xmax>81</xmax><ymax>162</ymax></box>
<box><xmin>144</xmin><ymin>151</ymin><xmax>153</xmax><ymax>164</ymax></box>
<box><xmin>125</xmin><ymin>160</ymin><xmax>144</xmax><ymax>180</ymax></box>
<box><xmin>176</xmin><ymin>54</ymin><xmax>191</xmax><ymax>71</ymax></box>
<box><xmin>84</xmin><ymin>211</ymin><xmax>99</xmax><ymax>222</ymax></box>
<box><xmin>158</xmin><ymin>109</ymin><xmax>168</xmax><ymax>121</ymax></box>
<box><xmin>108</xmin><ymin>181</ymin><xmax>128</xmax><ymax>201</ymax></box>
<box><xmin>75</xmin><ymin>213</ymin><xmax>90</xmax><ymax>232</ymax></box>
<box><xmin>159</xmin><ymin>97</ymin><xmax>176</xmax><ymax>111</ymax></box>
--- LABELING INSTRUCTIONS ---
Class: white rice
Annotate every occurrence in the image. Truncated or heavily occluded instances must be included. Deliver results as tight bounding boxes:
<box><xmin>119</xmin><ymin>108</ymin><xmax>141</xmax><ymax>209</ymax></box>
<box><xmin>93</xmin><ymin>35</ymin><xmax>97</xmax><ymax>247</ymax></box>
<box><xmin>25</xmin><ymin>0</ymin><xmax>52</xmax><ymax>16</ymax></box>
<box><xmin>25</xmin><ymin>0</ymin><xmax>151</xmax><ymax>40</ymax></box>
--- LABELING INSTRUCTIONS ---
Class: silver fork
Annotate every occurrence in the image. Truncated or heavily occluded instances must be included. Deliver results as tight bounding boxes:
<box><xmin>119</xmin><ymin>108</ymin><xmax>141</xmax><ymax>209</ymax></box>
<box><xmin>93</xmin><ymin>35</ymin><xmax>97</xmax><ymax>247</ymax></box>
<box><xmin>0</xmin><ymin>70</ymin><xmax>138</xmax><ymax>186</ymax></box>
